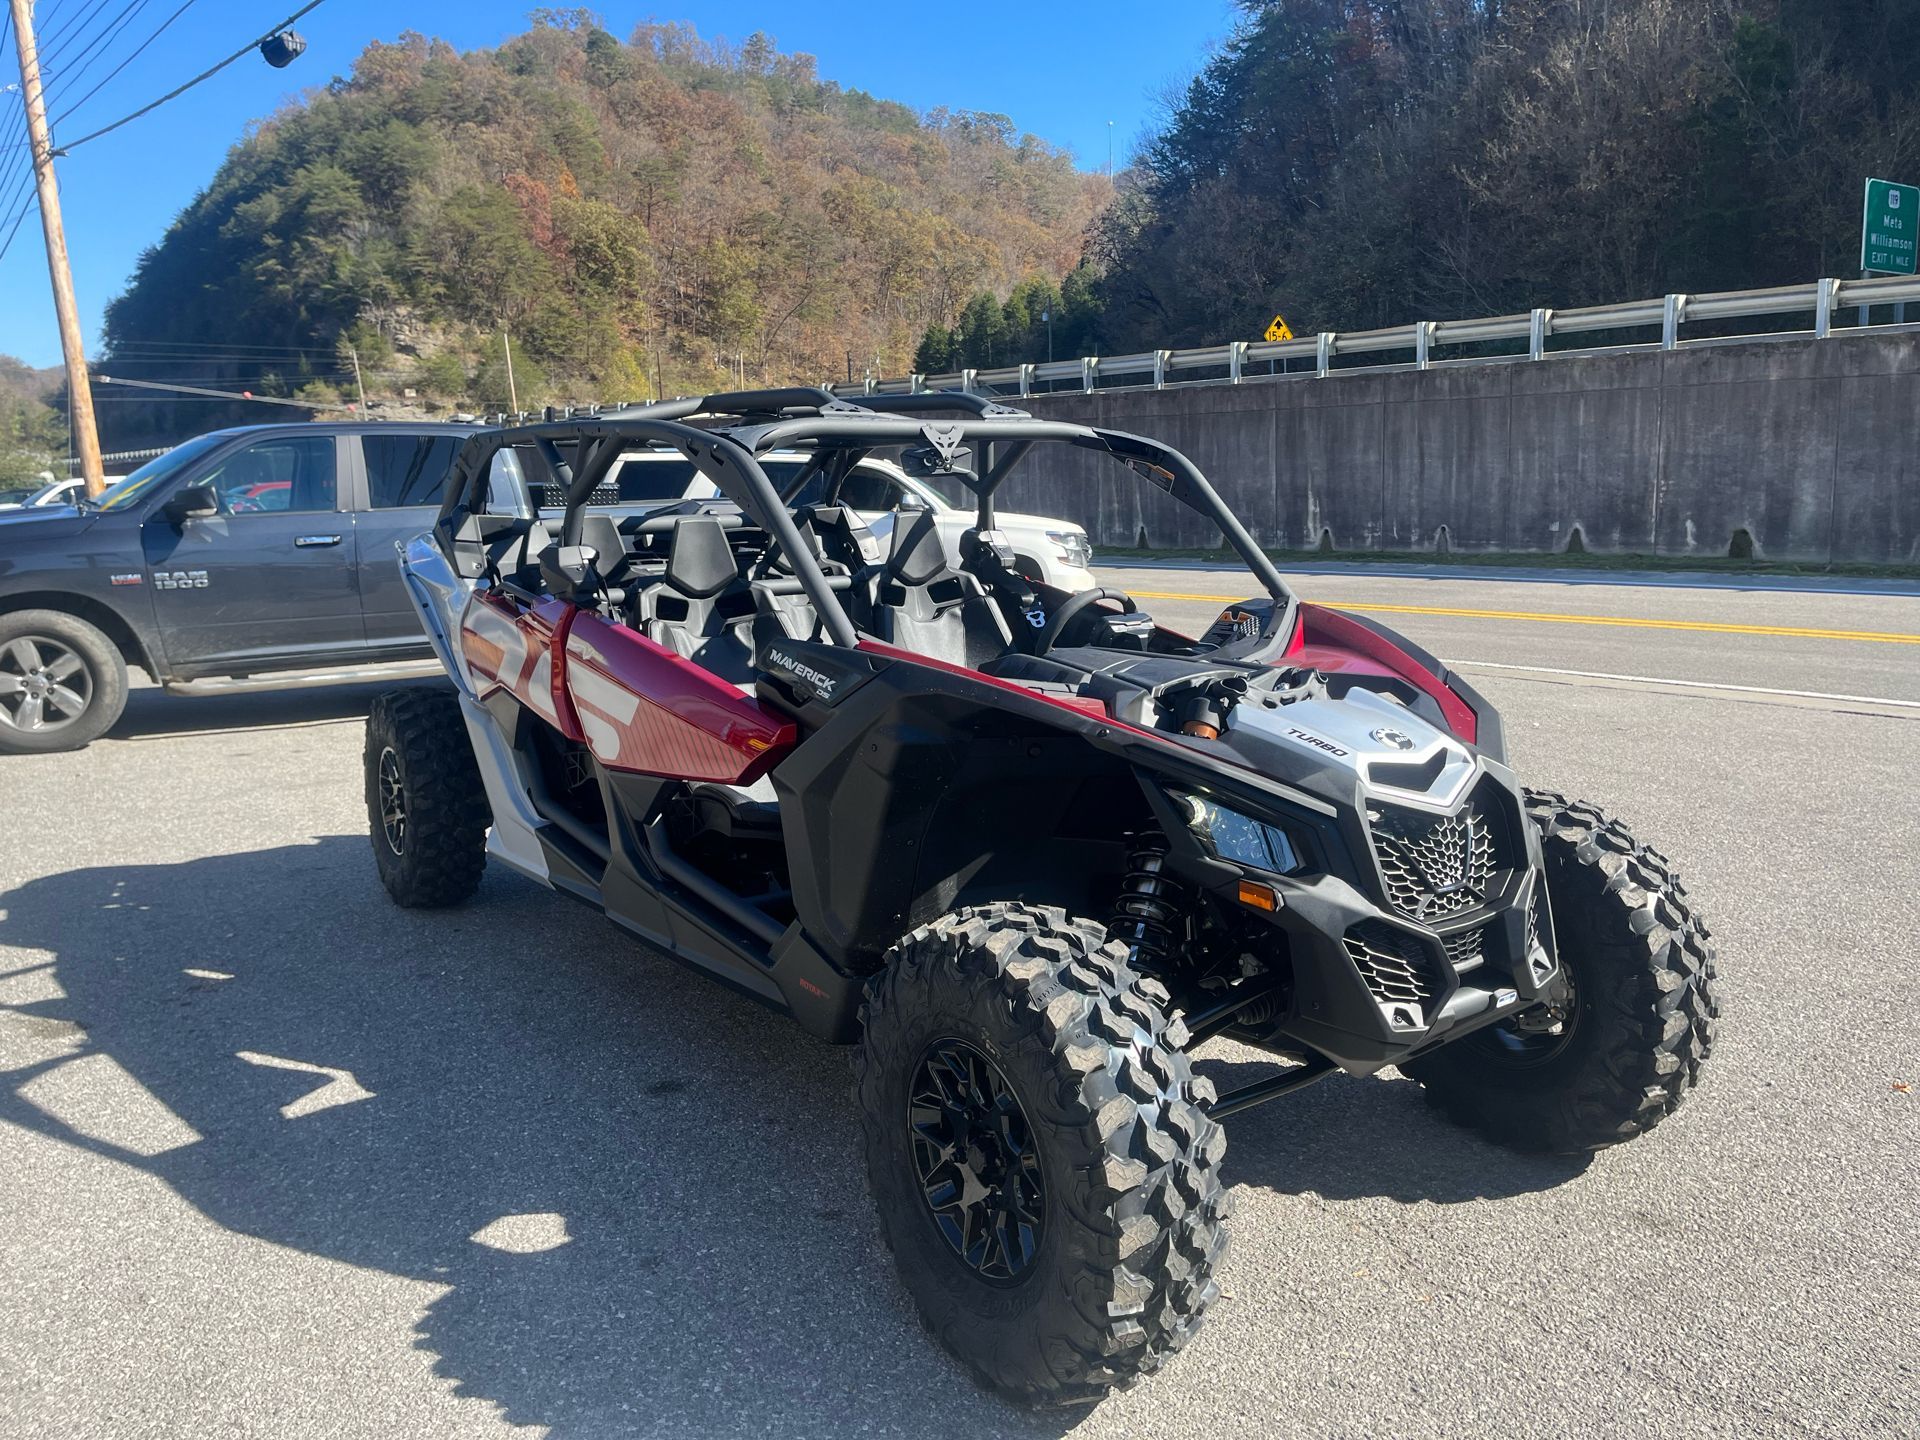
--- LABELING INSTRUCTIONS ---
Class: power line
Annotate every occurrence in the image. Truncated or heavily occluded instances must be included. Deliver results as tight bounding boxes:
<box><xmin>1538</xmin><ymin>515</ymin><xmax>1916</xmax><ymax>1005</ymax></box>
<box><xmin>39</xmin><ymin>0</ymin><xmax>118</xmax><ymax>67</ymax></box>
<box><xmin>53</xmin><ymin>0</ymin><xmax>189</xmax><ymax>121</ymax></box>
<box><xmin>45</xmin><ymin>0</ymin><xmax>160</xmax><ymax>112</ymax></box>
<box><xmin>109</xmin><ymin>338</ymin><xmax>343</xmax><ymax>353</ymax></box>
<box><xmin>0</xmin><ymin>189</ymin><xmax>34</xmax><ymax>264</ymax></box>
<box><xmin>52</xmin><ymin>0</ymin><xmax>323</xmax><ymax>155</ymax></box>
<box><xmin>95</xmin><ymin>373</ymin><xmax>327</xmax><ymax>407</ymax></box>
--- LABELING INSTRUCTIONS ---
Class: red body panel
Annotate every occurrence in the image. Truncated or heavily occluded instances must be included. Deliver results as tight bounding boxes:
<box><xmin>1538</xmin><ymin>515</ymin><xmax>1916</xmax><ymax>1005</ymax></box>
<box><xmin>1293</xmin><ymin>602</ymin><xmax>1478</xmax><ymax>743</ymax></box>
<box><xmin>565</xmin><ymin>613</ymin><xmax>797</xmax><ymax>783</ymax></box>
<box><xmin>460</xmin><ymin>592</ymin><xmax>579</xmax><ymax>735</ymax></box>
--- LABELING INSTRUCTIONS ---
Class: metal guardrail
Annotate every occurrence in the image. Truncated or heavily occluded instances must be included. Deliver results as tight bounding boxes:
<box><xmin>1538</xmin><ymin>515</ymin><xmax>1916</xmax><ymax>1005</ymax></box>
<box><xmin>830</xmin><ymin>275</ymin><xmax>1920</xmax><ymax>400</ymax></box>
<box><xmin>54</xmin><ymin>445</ymin><xmax>169</xmax><ymax>474</ymax></box>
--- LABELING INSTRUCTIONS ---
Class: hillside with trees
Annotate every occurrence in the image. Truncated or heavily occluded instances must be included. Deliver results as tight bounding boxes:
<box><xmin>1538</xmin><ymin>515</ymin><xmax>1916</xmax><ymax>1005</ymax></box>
<box><xmin>82</xmin><ymin>1</ymin><xmax>1920</xmax><ymax>443</ymax></box>
<box><xmin>0</xmin><ymin>357</ymin><xmax>62</xmax><ymax>487</ymax></box>
<box><xmin>98</xmin><ymin>13</ymin><xmax>1107</xmax><ymax>445</ymax></box>
<box><xmin>1086</xmin><ymin>0</ymin><xmax>1920</xmax><ymax>352</ymax></box>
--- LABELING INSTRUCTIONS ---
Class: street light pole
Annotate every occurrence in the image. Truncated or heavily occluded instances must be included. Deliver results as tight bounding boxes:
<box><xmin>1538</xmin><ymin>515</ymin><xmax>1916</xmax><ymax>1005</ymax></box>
<box><xmin>9</xmin><ymin>0</ymin><xmax>105</xmax><ymax>497</ymax></box>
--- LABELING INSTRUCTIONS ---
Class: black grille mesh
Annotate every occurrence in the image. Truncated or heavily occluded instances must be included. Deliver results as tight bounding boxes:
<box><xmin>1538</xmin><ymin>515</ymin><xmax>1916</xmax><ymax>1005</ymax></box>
<box><xmin>1442</xmin><ymin>926</ymin><xmax>1486</xmax><ymax>973</ymax></box>
<box><xmin>1370</xmin><ymin>802</ymin><xmax>1496</xmax><ymax>921</ymax></box>
<box><xmin>1344</xmin><ymin>921</ymin><xmax>1444</xmax><ymax>1010</ymax></box>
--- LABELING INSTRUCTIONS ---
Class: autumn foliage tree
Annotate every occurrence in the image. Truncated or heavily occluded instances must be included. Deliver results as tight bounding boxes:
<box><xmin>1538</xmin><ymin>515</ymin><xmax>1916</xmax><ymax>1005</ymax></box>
<box><xmin>1088</xmin><ymin>0</ymin><xmax>1920</xmax><ymax>352</ymax></box>
<box><xmin>99</xmin><ymin>18</ymin><xmax>1108</xmax><ymax>441</ymax></box>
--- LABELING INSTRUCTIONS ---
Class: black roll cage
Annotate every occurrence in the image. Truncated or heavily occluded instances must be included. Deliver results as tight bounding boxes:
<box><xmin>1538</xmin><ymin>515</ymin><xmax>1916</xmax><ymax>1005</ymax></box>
<box><xmin>437</xmin><ymin>388</ymin><xmax>1293</xmax><ymax>653</ymax></box>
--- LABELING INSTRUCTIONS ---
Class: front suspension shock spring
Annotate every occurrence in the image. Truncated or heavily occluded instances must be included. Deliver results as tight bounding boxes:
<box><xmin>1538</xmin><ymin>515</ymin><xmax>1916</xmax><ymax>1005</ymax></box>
<box><xmin>1108</xmin><ymin>837</ymin><xmax>1185</xmax><ymax>969</ymax></box>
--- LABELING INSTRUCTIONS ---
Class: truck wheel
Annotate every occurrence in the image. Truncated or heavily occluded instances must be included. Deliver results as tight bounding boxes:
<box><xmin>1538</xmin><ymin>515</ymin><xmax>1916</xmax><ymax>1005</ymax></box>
<box><xmin>854</xmin><ymin>903</ymin><xmax>1227</xmax><ymax>1406</ymax></box>
<box><xmin>0</xmin><ymin>609</ymin><xmax>128</xmax><ymax>755</ymax></box>
<box><xmin>364</xmin><ymin>688</ymin><xmax>489</xmax><ymax>907</ymax></box>
<box><xmin>1406</xmin><ymin>791</ymin><xmax>1718</xmax><ymax>1153</ymax></box>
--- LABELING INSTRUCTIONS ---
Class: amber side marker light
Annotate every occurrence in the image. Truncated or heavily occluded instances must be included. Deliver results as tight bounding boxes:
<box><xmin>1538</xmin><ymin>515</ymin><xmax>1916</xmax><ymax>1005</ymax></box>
<box><xmin>1237</xmin><ymin>880</ymin><xmax>1279</xmax><ymax>912</ymax></box>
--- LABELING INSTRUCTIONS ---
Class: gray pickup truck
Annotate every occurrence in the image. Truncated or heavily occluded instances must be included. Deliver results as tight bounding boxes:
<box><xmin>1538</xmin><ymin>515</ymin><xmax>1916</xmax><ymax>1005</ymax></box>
<box><xmin>0</xmin><ymin>421</ymin><xmax>480</xmax><ymax>754</ymax></box>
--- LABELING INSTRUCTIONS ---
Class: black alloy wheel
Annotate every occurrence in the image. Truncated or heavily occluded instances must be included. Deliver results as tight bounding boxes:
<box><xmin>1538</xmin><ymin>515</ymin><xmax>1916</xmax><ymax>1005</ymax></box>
<box><xmin>376</xmin><ymin>746</ymin><xmax>407</xmax><ymax>855</ymax></box>
<box><xmin>908</xmin><ymin>1039</ymin><xmax>1045</xmax><ymax>1283</ymax></box>
<box><xmin>363</xmin><ymin>689</ymin><xmax>489</xmax><ymax>908</ymax></box>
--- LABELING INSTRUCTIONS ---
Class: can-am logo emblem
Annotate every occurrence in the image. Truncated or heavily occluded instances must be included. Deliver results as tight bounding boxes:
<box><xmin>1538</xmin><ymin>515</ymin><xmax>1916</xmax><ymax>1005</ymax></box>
<box><xmin>1370</xmin><ymin>727</ymin><xmax>1417</xmax><ymax>751</ymax></box>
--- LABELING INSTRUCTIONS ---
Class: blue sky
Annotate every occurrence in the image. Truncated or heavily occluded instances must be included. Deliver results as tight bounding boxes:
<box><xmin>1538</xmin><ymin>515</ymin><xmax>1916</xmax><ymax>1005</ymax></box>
<box><xmin>0</xmin><ymin>1</ymin><xmax>1239</xmax><ymax>369</ymax></box>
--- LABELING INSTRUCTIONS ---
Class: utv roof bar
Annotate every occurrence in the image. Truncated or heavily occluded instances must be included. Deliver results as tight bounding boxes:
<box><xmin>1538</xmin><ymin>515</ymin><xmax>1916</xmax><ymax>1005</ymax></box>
<box><xmin>720</xmin><ymin>412</ymin><xmax>1292</xmax><ymax>604</ymax></box>
<box><xmin>440</xmin><ymin>415</ymin><xmax>863</xmax><ymax>648</ymax></box>
<box><xmin>444</xmin><ymin>389</ymin><xmax>1292</xmax><ymax>623</ymax></box>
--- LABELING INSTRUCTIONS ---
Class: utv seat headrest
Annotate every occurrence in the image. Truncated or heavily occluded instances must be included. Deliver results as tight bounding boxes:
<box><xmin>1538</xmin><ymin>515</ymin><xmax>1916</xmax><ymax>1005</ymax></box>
<box><xmin>665</xmin><ymin>516</ymin><xmax>740</xmax><ymax>599</ymax></box>
<box><xmin>885</xmin><ymin>507</ymin><xmax>951</xmax><ymax>587</ymax></box>
<box><xmin>576</xmin><ymin>513</ymin><xmax>626</xmax><ymax>568</ymax></box>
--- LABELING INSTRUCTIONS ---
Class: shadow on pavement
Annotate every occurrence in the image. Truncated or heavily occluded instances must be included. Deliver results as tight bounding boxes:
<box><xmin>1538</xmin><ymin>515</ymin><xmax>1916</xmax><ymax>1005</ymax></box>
<box><xmin>104</xmin><ymin>677</ymin><xmax>447</xmax><ymax>743</ymax></box>
<box><xmin>0</xmin><ymin>838</ymin><xmax>1583</xmax><ymax>1433</ymax></box>
<box><xmin>0</xmin><ymin>838</ymin><xmax>1070</xmax><ymax>1439</ymax></box>
<box><xmin>1196</xmin><ymin>1058</ymin><xmax>1588</xmax><ymax>1204</ymax></box>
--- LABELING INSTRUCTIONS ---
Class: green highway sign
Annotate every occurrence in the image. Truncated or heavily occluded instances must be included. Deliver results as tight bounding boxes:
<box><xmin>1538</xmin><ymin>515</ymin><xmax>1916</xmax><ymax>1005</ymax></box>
<box><xmin>1861</xmin><ymin>177</ymin><xmax>1918</xmax><ymax>275</ymax></box>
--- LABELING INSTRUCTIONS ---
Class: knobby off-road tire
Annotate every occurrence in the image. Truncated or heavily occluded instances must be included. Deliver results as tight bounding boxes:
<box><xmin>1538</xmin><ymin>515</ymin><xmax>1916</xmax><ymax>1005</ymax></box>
<box><xmin>0</xmin><ymin>608</ymin><xmax>127</xmax><ymax>755</ymax></box>
<box><xmin>364</xmin><ymin>688</ymin><xmax>490</xmax><ymax>907</ymax></box>
<box><xmin>855</xmin><ymin>903</ymin><xmax>1228</xmax><ymax>1406</ymax></box>
<box><xmin>1408</xmin><ymin>790</ymin><xmax>1718</xmax><ymax>1153</ymax></box>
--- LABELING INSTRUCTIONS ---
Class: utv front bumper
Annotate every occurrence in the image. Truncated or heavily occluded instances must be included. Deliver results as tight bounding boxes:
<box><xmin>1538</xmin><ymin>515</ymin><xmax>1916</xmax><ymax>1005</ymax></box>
<box><xmin>1165</xmin><ymin>771</ymin><xmax>1565</xmax><ymax>1075</ymax></box>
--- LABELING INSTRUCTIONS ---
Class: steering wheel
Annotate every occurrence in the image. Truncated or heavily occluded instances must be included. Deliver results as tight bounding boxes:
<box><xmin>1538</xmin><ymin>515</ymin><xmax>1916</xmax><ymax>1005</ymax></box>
<box><xmin>1034</xmin><ymin>587</ymin><xmax>1141</xmax><ymax>655</ymax></box>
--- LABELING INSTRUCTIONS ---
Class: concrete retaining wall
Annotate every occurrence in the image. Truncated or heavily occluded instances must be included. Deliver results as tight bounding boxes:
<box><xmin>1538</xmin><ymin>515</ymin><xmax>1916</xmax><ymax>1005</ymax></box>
<box><xmin>996</xmin><ymin>329</ymin><xmax>1920</xmax><ymax>564</ymax></box>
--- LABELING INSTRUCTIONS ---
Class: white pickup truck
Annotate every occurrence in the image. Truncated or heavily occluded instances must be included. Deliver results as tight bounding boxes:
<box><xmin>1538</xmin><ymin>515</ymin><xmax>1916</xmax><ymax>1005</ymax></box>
<box><xmin>536</xmin><ymin>449</ymin><xmax>1097</xmax><ymax>592</ymax></box>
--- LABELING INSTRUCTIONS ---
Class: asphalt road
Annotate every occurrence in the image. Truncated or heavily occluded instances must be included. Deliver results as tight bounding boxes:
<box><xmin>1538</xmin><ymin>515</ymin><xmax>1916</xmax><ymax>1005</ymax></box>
<box><xmin>2</xmin><ymin>565</ymin><xmax>1916</xmax><ymax>1439</ymax></box>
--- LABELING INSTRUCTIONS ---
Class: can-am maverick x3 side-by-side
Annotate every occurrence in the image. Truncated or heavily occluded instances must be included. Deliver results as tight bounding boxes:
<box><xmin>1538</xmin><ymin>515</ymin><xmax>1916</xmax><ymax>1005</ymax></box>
<box><xmin>364</xmin><ymin>388</ymin><xmax>1717</xmax><ymax>1405</ymax></box>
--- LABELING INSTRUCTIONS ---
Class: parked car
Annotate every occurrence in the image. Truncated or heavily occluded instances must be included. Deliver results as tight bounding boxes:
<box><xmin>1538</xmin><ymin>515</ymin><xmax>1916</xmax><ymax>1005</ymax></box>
<box><xmin>0</xmin><ymin>421</ymin><xmax>482</xmax><ymax>753</ymax></box>
<box><xmin>0</xmin><ymin>476</ymin><xmax>89</xmax><ymax>512</ymax></box>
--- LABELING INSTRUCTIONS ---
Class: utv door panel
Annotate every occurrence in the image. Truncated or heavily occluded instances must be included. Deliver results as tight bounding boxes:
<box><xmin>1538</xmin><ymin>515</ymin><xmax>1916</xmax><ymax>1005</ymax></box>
<box><xmin>141</xmin><ymin>435</ymin><xmax>360</xmax><ymax>672</ymax></box>
<box><xmin>564</xmin><ymin>613</ymin><xmax>796</xmax><ymax>783</ymax></box>
<box><xmin>460</xmin><ymin>590</ymin><xmax>574</xmax><ymax>732</ymax></box>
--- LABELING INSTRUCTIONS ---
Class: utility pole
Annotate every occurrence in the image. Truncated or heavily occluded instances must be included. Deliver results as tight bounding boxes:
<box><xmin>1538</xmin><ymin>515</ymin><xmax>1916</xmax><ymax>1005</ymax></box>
<box><xmin>10</xmin><ymin>0</ymin><xmax>105</xmax><ymax>496</ymax></box>
<box><xmin>347</xmin><ymin>343</ymin><xmax>368</xmax><ymax>414</ymax></box>
<box><xmin>502</xmin><ymin>328</ymin><xmax>519</xmax><ymax>412</ymax></box>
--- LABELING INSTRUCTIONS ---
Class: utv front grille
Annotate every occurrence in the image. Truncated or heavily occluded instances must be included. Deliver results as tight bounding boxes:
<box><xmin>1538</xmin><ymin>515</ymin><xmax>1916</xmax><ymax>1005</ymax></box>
<box><xmin>1344</xmin><ymin>921</ymin><xmax>1445</xmax><ymax>1018</ymax></box>
<box><xmin>1369</xmin><ymin>802</ymin><xmax>1497</xmax><ymax>921</ymax></box>
<box><xmin>1441</xmin><ymin>925</ymin><xmax>1486</xmax><ymax>974</ymax></box>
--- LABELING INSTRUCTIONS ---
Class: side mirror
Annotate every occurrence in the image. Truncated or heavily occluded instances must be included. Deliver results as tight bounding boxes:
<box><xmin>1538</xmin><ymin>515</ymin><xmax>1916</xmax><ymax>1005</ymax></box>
<box><xmin>163</xmin><ymin>482</ymin><xmax>220</xmax><ymax>523</ymax></box>
<box><xmin>895</xmin><ymin>489</ymin><xmax>930</xmax><ymax>512</ymax></box>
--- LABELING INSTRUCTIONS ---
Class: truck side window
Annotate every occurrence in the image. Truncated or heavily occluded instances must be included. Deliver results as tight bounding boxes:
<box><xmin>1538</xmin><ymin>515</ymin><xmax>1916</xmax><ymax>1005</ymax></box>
<box><xmin>840</xmin><ymin>468</ymin><xmax>904</xmax><ymax>512</ymax></box>
<box><xmin>365</xmin><ymin>435</ymin><xmax>463</xmax><ymax>508</ymax></box>
<box><xmin>486</xmin><ymin>448</ymin><xmax>534</xmax><ymax>518</ymax></box>
<box><xmin>204</xmin><ymin>437</ymin><xmax>338</xmax><ymax>514</ymax></box>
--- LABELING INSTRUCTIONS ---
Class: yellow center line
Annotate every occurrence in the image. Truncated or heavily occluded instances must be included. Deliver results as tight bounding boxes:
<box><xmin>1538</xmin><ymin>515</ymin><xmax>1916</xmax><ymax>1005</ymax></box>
<box><xmin>1125</xmin><ymin>591</ymin><xmax>1920</xmax><ymax>646</ymax></box>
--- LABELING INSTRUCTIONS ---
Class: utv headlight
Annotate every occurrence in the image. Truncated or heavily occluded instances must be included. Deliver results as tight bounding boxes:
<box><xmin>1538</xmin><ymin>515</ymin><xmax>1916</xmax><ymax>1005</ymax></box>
<box><xmin>1175</xmin><ymin>791</ymin><xmax>1306</xmax><ymax>875</ymax></box>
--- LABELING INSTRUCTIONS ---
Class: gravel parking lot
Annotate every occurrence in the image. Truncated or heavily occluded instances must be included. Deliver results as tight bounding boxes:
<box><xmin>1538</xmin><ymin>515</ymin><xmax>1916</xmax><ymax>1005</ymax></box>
<box><xmin>2</xmin><ymin>568</ymin><xmax>1916</xmax><ymax>1439</ymax></box>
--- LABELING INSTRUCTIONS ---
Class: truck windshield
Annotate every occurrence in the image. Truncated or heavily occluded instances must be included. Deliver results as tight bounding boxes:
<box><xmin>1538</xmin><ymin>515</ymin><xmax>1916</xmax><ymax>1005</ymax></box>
<box><xmin>92</xmin><ymin>432</ymin><xmax>232</xmax><ymax>512</ymax></box>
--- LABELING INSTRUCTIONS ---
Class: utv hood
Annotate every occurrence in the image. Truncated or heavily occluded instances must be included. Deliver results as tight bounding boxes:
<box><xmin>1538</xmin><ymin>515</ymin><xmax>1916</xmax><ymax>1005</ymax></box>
<box><xmin>1218</xmin><ymin>683</ymin><xmax>1477</xmax><ymax>813</ymax></box>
